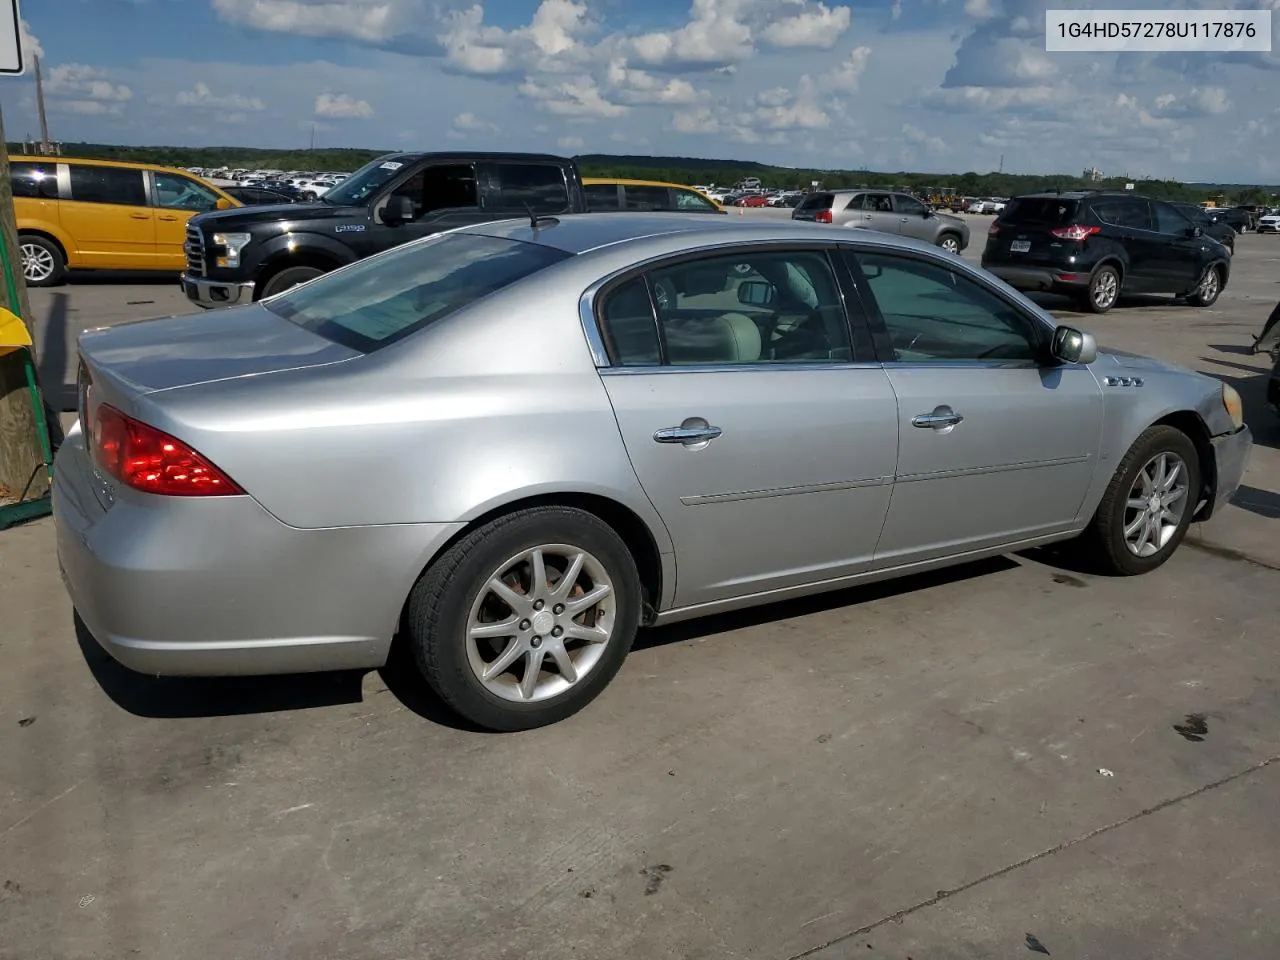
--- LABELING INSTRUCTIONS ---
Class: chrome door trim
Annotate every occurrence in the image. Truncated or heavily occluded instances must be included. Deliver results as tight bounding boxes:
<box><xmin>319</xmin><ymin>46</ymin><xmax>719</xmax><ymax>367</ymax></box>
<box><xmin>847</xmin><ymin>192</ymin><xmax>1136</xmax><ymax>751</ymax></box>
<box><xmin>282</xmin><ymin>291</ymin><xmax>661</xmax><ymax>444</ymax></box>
<box><xmin>680</xmin><ymin>475</ymin><xmax>889</xmax><ymax>506</ymax></box>
<box><xmin>895</xmin><ymin>454</ymin><xmax>1090</xmax><ymax>483</ymax></box>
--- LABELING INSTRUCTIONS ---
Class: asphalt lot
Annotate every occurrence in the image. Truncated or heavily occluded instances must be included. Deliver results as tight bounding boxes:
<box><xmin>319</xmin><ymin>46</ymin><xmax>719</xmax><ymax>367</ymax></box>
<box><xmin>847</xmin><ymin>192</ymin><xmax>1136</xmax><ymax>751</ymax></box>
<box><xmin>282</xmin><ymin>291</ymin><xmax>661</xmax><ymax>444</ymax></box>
<box><xmin>3</xmin><ymin>212</ymin><xmax>1279</xmax><ymax>960</ymax></box>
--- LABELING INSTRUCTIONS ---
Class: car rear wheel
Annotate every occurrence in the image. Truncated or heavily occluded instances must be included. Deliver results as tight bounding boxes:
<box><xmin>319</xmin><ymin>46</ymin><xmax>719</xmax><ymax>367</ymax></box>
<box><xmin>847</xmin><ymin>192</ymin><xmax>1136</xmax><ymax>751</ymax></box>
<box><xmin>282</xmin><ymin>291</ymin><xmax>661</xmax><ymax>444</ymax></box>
<box><xmin>937</xmin><ymin>234</ymin><xmax>961</xmax><ymax>254</ymax></box>
<box><xmin>19</xmin><ymin>235</ymin><xmax>67</xmax><ymax>287</ymax></box>
<box><xmin>405</xmin><ymin>506</ymin><xmax>642</xmax><ymax>731</ymax></box>
<box><xmin>259</xmin><ymin>265</ymin><xmax>325</xmax><ymax>298</ymax></box>
<box><xmin>1083</xmin><ymin>264</ymin><xmax>1120</xmax><ymax>314</ymax></box>
<box><xmin>1187</xmin><ymin>265</ymin><xmax>1222</xmax><ymax>307</ymax></box>
<box><xmin>1076</xmin><ymin>425</ymin><xmax>1200</xmax><ymax>576</ymax></box>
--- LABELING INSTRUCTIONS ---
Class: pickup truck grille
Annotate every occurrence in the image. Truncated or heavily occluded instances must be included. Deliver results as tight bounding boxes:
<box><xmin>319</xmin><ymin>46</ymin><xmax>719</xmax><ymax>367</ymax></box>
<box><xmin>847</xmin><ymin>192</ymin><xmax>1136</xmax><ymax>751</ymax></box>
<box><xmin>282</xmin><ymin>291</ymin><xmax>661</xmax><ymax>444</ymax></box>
<box><xmin>184</xmin><ymin>224</ymin><xmax>206</xmax><ymax>277</ymax></box>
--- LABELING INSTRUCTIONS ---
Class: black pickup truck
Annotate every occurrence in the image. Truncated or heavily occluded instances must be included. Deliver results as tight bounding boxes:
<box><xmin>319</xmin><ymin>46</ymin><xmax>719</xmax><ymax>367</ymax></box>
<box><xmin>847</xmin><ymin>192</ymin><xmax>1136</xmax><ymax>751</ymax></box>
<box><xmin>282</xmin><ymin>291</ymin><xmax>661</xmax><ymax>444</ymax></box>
<box><xmin>181</xmin><ymin>152</ymin><xmax>587</xmax><ymax>307</ymax></box>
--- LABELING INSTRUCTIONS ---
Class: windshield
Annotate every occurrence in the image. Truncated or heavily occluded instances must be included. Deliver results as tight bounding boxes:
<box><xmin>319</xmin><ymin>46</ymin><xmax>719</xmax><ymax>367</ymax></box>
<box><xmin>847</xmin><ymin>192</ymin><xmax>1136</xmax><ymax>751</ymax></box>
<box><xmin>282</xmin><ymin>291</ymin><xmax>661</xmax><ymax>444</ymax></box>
<box><xmin>321</xmin><ymin>156</ymin><xmax>415</xmax><ymax>206</ymax></box>
<box><xmin>265</xmin><ymin>232</ymin><xmax>572</xmax><ymax>352</ymax></box>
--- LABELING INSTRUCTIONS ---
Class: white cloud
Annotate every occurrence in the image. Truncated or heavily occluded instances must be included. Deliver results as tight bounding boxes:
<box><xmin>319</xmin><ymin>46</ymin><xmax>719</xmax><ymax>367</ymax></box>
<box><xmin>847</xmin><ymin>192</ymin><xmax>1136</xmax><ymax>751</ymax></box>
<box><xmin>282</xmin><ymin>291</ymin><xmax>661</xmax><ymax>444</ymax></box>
<box><xmin>174</xmin><ymin>82</ymin><xmax>266</xmax><ymax>111</ymax></box>
<box><xmin>314</xmin><ymin>92</ymin><xmax>374</xmax><ymax>118</ymax></box>
<box><xmin>438</xmin><ymin>0</ymin><xmax>594</xmax><ymax>75</ymax></box>
<box><xmin>46</xmin><ymin>63</ymin><xmax>133</xmax><ymax>103</ymax></box>
<box><xmin>212</xmin><ymin>0</ymin><xmax>405</xmax><ymax>43</ymax></box>
<box><xmin>760</xmin><ymin>3</ymin><xmax>851</xmax><ymax>48</ymax></box>
<box><xmin>606</xmin><ymin>59</ymin><xmax>705</xmax><ymax>104</ymax></box>
<box><xmin>20</xmin><ymin>19</ymin><xmax>42</xmax><ymax>60</ymax></box>
<box><xmin>452</xmin><ymin>111</ymin><xmax>496</xmax><ymax>131</ymax></box>
<box><xmin>901</xmin><ymin>122</ymin><xmax>947</xmax><ymax>153</ymax></box>
<box><xmin>519</xmin><ymin>76</ymin><xmax>628</xmax><ymax>117</ymax></box>
<box><xmin>557</xmin><ymin>135</ymin><xmax>585</xmax><ymax>149</ymax></box>
<box><xmin>825</xmin><ymin>45</ymin><xmax>871</xmax><ymax>91</ymax></box>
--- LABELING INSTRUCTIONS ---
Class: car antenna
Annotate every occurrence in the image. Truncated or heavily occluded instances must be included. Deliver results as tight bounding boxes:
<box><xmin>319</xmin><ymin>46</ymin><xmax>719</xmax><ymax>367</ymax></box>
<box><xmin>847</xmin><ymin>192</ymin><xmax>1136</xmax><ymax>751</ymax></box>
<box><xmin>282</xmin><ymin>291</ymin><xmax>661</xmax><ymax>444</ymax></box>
<box><xmin>524</xmin><ymin>202</ymin><xmax>559</xmax><ymax>230</ymax></box>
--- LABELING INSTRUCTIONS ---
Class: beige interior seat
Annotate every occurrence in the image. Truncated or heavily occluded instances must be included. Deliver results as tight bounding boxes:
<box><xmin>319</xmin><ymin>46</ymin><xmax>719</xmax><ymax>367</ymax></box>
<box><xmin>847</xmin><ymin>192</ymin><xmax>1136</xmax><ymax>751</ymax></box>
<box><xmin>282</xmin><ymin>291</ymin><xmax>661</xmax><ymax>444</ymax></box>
<box><xmin>665</xmin><ymin>312</ymin><xmax>762</xmax><ymax>364</ymax></box>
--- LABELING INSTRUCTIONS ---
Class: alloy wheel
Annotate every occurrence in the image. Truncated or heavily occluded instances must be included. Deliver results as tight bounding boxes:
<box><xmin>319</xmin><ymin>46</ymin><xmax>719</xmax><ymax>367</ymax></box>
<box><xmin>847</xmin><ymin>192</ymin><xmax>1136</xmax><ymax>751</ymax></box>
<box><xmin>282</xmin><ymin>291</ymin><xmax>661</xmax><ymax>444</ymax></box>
<box><xmin>1092</xmin><ymin>270</ymin><xmax>1119</xmax><ymax>310</ymax></box>
<box><xmin>21</xmin><ymin>243</ymin><xmax>55</xmax><ymax>283</ymax></box>
<box><xmin>466</xmin><ymin>544</ymin><xmax>616</xmax><ymax>703</ymax></box>
<box><xmin>1197</xmin><ymin>268</ymin><xmax>1219</xmax><ymax>302</ymax></box>
<box><xmin>1122</xmin><ymin>451</ymin><xmax>1189</xmax><ymax>557</ymax></box>
<box><xmin>940</xmin><ymin>236</ymin><xmax>960</xmax><ymax>254</ymax></box>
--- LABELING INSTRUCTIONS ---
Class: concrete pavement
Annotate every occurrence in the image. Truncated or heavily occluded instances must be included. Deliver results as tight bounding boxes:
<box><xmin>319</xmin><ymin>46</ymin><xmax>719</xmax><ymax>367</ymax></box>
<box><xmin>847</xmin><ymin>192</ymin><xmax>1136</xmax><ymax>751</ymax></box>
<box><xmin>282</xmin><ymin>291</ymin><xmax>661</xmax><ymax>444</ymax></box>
<box><xmin>2</xmin><ymin>212</ymin><xmax>1279</xmax><ymax>960</ymax></box>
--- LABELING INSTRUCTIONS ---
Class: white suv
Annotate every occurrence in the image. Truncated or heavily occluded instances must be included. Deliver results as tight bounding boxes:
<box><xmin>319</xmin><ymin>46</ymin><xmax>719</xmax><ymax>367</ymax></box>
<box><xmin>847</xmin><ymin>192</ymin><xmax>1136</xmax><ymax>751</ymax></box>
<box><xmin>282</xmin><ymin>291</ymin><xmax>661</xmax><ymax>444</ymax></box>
<box><xmin>1257</xmin><ymin>210</ymin><xmax>1280</xmax><ymax>234</ymax></box>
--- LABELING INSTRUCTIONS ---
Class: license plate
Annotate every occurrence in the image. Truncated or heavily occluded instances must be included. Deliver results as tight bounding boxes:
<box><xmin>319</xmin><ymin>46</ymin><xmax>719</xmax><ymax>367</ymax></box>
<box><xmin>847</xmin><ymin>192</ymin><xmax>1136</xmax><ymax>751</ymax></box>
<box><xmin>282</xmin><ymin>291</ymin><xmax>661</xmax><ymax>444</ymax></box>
<box><xmin>1010</xmin><ymin>240</ymin><xmax>1031</xmax><ymax>253</ymax></box>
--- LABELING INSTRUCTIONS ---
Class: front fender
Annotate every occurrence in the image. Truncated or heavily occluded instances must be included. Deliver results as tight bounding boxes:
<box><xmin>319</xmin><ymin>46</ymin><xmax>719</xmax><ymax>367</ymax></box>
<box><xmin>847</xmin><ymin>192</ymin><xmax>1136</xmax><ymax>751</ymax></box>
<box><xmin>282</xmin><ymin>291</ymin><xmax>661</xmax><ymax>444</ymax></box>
<box><xmin>248</xmin><ymin>232</ymin><xmax>358</xmax><ymax>277</ymax></box>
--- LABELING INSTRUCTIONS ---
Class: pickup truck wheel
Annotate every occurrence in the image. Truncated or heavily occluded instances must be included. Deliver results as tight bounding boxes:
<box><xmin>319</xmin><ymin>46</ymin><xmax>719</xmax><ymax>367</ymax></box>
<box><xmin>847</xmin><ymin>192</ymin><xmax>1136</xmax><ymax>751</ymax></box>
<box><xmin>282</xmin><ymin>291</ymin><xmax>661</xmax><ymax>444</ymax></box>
<box><xmin>19</xmin><ymin>235</ymin><xmax>66</xmax><ymax>287</ymax></box>
<box><xmin>937</xmin><ymin>234</ymin><xmax>961</xmax><ymax>254</ymax></box>
<box><xmin>259</xmin><ymin>265</ymin><xmax>325</xmax><ymax>298</ymax></box>
<box><xmin>1076</xmin><ymin>425</ymin><xmax>1201</xmax><ymax>576</ymax></box>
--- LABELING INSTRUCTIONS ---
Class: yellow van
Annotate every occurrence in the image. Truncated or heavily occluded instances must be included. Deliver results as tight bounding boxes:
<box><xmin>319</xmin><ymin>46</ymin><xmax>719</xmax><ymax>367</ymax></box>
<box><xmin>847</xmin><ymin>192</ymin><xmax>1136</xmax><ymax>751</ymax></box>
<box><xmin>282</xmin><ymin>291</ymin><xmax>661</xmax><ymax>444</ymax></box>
<box><xmin>10</xmin><ymin>156</ymin><xmax>240</xmax><ymax>287</ymax></box>
<box><xmin>583</xmin><ymin>178</ymin><xmax>726</xmax><ymax>214</ymax></box>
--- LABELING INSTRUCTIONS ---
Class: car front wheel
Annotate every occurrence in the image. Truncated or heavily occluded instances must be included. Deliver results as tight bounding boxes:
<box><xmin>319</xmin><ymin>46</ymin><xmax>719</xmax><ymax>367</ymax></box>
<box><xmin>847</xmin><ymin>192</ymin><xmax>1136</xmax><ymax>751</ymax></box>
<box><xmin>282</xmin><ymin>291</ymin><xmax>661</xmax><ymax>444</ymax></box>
<box><xmin>1187</xmin><ymin>265</ymin><xmax>1223</xmax><ymax>307</ymax></box>
<box><xmin>937</xmin><ymin>234</ymin><xmax>961</xmax><ymax>254</ymax></box>
<box><xmin>1077</xmin><ymin>425</ymin><xmax>1201</xmax><ymax>576</ymax></box>
<box><xmin>405</xmin><ymin>506</ymin><xmax>642</xmax><ymax>731</ymax></box>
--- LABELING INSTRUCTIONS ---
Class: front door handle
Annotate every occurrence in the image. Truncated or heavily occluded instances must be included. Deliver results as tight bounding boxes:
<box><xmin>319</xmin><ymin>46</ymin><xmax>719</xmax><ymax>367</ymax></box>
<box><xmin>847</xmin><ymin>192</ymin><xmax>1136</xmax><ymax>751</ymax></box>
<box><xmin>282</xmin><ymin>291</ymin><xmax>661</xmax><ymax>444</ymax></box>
<box><xmin>654</xmin><ymin>417</ymin><xmax>722</xmax><ymax>445</ymax></box>
<box><xmin>900</xmin><ymin>217</ymin><xmax>910</xmax><ymax>222</ymax></box>
<box><xmin>912</xmin><ymin>406</ymin><xmax>964</xmax><ymax>429</ymax></box>
<box><xmin>130</xmin><ymin>213</ymin><xmax>150</xmax><ymax>220</ymax></box>
<box><xmin>158</xmin><ymin>215</ymin><xmax>180</xmax><ymax>221</ymax></box>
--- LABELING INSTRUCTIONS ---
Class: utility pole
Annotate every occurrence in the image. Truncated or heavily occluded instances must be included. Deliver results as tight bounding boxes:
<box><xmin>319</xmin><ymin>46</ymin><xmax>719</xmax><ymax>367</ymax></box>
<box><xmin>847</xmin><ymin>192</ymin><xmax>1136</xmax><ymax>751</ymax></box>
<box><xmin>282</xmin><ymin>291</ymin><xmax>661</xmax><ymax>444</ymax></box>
<box><xmin>33</xmin><ymin>54</ymin><xmax>50</xmax><ymax>154</ymax></box>
<box><xmin>998</xmin><ymin>154</ymin><xmax>1004</xmax><ymax>174</ymax></box>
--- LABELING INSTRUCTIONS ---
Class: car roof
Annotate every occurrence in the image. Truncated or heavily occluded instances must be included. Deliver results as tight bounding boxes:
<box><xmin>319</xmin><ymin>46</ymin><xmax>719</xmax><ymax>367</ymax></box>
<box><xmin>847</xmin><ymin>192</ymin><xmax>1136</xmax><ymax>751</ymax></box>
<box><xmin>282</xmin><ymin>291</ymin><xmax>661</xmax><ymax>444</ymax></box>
<box><xmin>583</xmin><ymin>178</ymin><xmax>702</xmax><ymax>191</ymax></box>
<box><xmin>460</xmin><ymin>212</ymin><xmax>941</xmax><ymax>256</ymax></box>
<box><xmin>8</xmin><ymin>154</ymin><xmax>219</xmax><ymax>176</ymax></box>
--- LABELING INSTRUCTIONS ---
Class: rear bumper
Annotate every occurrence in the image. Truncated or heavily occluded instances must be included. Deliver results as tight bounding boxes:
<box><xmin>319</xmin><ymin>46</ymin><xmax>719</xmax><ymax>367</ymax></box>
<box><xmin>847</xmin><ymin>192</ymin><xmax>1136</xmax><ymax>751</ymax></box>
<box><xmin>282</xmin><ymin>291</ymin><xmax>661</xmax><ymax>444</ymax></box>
<box><xmin>984</xmin><ymin>264</ymin><xmax>1090</xmax><ymax>293</ymax></box>
<box><xmin>181</xmin><ymin>274</ymin><xmax>255</xmax><ymax>309</ymax></box>
<box><xmin>52</xmin><ymin>426</ymin><xmax>463</xmax><ymax>677</ymax></box>
<box><xmin>1205</xmin><ymin>425</ymin><xmax>1252</xmax><ymax>519</ymax></box>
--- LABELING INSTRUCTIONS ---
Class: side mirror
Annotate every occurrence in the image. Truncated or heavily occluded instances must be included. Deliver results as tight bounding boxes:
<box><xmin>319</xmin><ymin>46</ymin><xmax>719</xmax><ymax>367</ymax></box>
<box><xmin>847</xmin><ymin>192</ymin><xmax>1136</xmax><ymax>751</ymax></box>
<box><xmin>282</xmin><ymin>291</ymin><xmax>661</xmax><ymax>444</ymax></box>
<box><xmin>380</xmin><ymin>195</ymin><xmax>414</xmax><ymax>226</ymax></box>
<box><xmin>1051</xmin><ymin>325</ymin><xmax>1097</xmax><ymax>365</ymax></box>
<box><xmin>737</xmin><ymin>279</ymin><xmax>776</xmax><ymax>307</ymax></box>
<box><xmin>216</xmin><ymin>197</ymin><xmax>234</xmax><ymax>210</ymax></box>
<box><xmin>1186</xmin><ymin>225</ymin><xmax>1203</xmax><ymax>238</ymax></box>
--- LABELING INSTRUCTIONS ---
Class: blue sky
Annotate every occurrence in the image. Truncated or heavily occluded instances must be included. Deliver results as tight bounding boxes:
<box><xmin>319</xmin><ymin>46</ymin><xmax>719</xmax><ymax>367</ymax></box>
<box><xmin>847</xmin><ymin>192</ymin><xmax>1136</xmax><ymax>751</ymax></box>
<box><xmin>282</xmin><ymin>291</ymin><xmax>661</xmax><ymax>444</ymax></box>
<box><xmin>4</xmin><ymin>0</ymin><xmax>1280</xmax><ymax>181</ymax></box>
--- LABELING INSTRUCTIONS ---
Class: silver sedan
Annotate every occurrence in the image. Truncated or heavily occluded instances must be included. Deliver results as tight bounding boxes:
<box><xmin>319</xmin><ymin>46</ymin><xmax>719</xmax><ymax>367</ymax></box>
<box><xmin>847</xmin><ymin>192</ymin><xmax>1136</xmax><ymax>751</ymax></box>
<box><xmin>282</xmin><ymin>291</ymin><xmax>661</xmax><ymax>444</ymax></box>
<box><xmin>54</xmin><ymin>214</ymin><xmax>1253</xmax><ymax>731</ymax></box>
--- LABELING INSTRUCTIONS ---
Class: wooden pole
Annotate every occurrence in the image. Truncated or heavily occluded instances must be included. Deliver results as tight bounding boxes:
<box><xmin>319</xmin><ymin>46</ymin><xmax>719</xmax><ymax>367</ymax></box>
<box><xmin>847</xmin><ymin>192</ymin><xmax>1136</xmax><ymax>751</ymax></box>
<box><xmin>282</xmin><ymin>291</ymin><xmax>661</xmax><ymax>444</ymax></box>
<box><xmin>0</xmin><ymin>103</ymin><xmax>48</xmax><ymax>500</ymax></box>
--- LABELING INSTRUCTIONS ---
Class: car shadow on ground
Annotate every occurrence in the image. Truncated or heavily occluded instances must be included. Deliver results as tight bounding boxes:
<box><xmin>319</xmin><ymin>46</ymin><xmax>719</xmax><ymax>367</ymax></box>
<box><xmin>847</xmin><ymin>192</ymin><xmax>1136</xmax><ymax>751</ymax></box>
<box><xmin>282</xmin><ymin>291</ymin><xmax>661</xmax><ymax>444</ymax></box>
<box><xmin>65</xmin><ymin>271</ymin><xmax>180</xmax><ymax>286</ymax></box>
<box><xmin>76</xmin><ymin>556</ymin><xmax>1032</xmax><ymax>728</ymax></box>
<box><xmin>34</xmin><ymin>290</ymin><xmax>76</xmax><ymax>414</ymax></box>
<box><xmin>1027</xmin><ymin>292</ymin><xmax>1185</xmax><ymax>317</ymax></box>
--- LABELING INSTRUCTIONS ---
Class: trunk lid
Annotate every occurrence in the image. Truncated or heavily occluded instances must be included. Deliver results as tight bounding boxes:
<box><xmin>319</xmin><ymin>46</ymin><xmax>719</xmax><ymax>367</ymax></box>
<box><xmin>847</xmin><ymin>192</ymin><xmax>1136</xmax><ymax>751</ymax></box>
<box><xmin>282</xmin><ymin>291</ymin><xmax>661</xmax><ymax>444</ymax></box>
<box><xmin>77</xmin><ymin>303</ymin><xmax>360</xmax><ymax>396</ymax></box>
<box><xmin>792</xmin><ymin>192</ymin><xmax>835</xmax><ymax>221</ymax></box>
<box><xmin>987</xmin><ymin>197</ymin><xmax>1084</xmax><ymax>261</ymax></box>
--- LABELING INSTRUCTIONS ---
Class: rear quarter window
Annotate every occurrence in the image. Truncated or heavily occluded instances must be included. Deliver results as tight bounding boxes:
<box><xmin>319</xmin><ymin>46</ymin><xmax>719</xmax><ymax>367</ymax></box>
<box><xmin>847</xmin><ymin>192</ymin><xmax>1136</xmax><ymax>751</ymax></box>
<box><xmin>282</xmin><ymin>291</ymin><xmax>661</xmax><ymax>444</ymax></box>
<box><xmin>796</xmin><ymin>192</ymin><xmax>834</xmax><ymax>214</ymax></box>
<box><xmin>265</xmin><ymin>233</ymin><xmax>571</xmax><ymax>353</ymax></box>
<box><xmin>1001</xmin><ymin>198</ymin><xmax>1080</xmax><ymax>225</ymax></box>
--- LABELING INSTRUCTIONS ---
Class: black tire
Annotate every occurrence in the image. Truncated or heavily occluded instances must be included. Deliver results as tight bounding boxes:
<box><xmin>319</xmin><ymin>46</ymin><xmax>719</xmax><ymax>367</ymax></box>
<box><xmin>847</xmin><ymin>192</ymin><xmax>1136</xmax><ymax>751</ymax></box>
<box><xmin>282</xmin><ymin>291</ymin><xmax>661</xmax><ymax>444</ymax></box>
<box><xmin>19</xmin><ymin>234</ymin><xmax>67</xmax><ymax>288</ymax></box>
<box><xmin>1082</xmin><ymin>264</ymin><xmax>1120</xmax><ymax>314</ymax></box>
<box><xmin>259</xmin><ymin>265</ymin><xmax>325</xmax><ymax>299</ymax></box>
<box><xmin>1187</xmin><ymin>265</ymin><xmax>1223</xmax><ymax>307</ymax></box>
<box><xmin>936</xmin><ymin>233</ymin><xmax>962</xmax><ymax>254</ymax></box>
<box><xmin>1075</xmin><ymin>425</ymin><xmax>1201</xmax><ymax>576</ymax></box>
<box><xmin>404</xmin><ymin>506</ymin><xmax>642</xmax><ymax>731</ymax></box>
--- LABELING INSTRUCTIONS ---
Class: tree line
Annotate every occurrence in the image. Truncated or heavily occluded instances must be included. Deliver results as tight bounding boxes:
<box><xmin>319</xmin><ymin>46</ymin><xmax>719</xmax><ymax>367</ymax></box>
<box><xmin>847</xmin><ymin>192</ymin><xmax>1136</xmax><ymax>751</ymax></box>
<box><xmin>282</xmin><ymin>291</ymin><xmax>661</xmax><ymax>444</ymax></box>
<box><xmin>9</xmin><ymin>141</ymin><xmax>1277</xmax><ymax>206</ymax></box>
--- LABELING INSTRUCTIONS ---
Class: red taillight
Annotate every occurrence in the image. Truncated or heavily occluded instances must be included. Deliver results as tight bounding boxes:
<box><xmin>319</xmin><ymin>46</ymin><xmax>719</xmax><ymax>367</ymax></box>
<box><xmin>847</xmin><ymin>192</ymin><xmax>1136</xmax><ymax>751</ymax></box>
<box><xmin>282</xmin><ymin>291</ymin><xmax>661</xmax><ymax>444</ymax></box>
<box><xmin>988</xmin><ymin>222</ymin><xmax>1000</xmax><ymax>237</ymax></box>
<box><xmin>815</xmin><ymin>209</ymin><xmax>833</xmax><ymax>224</ymax></box>
<box><xmin>1049</xmin><ymin>224</ymin><xmax>1101</xmax><ymax>241</ymax></box>
<box><xmin>92</xmin><ymin>405</ymin><xmax>243</xmax><ymax>497</ymax></box>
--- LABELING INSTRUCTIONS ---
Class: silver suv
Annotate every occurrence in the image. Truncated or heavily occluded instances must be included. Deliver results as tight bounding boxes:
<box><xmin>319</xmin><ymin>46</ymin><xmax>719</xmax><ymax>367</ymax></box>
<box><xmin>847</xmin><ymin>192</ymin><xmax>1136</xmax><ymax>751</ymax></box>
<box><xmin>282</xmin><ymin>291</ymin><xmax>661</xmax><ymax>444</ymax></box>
<box><xmin>792</xmin><ymin>189</ymin><xmax>970</xmax><ymax>253</ymax></box>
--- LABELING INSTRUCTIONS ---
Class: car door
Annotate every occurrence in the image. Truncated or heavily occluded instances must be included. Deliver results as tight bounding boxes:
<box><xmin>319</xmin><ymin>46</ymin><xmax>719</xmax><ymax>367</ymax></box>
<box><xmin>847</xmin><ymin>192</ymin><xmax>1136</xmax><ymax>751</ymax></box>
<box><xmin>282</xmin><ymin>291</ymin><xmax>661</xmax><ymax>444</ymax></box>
<box><xmin>619</xmin><ymin>184</ymin><xmax>674</xmax><ymax>211</ymax></box>
<box><xmin>1091</xmin><ymin>197</ymin><xmax>1163</xmax><ymax>293</ymax></box>
<box><xmin>858</xmin><ymin>194</ymin><xmax>896</xmax><ymax>234</ymax></box>
<box><xmin>149</xmin><ymin>170</ymin><xmax>224</xmax><ymax>271</ymax></box>
<box><xmin>479</xmin><ymin>161</ymin><xmax>574</xmax><ymax>216</ymax></box>
<box><xmin>359</xmin><ymin>161</ymin><xmax>487</xmax><ymax>256</ymax></box>
<box><xmin>845</xmin><ymin>248</ymin><xmax>1103</xmax><ymax>568</ymax></box>
<box><xmin>584</xmin><ymin>182</ymin><xmax>622</xmax><ymax>211</ymax></box>
<box><xmin>891</xmin><ymin>193</ymin><xmax>934</xmax><ymax>241</ymax></box>
<box><xmin>1150</xmin><ymin>200</ymin><xmax>1211</xmax><ymax>292</ymax></box>
<box><xmin>62</xmin><ymin>164</ymin><xmax>156</xmax><ymax>269</ymax></box>
<box><xmin>593</xmin><ymin>246</ymin><xmax>899</xmax><ymax>609</ymax></box>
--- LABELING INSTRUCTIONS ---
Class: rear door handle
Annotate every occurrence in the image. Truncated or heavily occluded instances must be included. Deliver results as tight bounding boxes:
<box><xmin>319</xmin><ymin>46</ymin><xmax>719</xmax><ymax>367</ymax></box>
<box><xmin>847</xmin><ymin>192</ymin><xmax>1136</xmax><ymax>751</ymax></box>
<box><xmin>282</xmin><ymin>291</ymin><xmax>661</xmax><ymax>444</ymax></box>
<box><xmin>654</xmin><ymin>418</ymin><xmax>722</xmax><ymax>445</ymax></box>
<box><xmin>912</xmin><ymin>406</ymin><xmax>963</xmax><ymax>429</ymax></box>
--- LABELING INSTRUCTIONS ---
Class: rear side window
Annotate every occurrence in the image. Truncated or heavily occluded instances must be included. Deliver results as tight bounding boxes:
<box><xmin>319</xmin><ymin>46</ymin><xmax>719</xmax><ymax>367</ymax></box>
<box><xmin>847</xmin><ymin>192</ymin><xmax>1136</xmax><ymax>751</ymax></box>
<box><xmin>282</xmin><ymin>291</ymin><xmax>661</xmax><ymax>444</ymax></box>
<box><xmin>11</xmin><ymin>162</ymin><xmax>59</xmax><ymax>199</ymax></box>
<box><xmin>795</xmin><ymin>192</ymin><xmax>833</xmax><ymax>214</ymax></box>
<box><xmin>265</xmin><ymin>233</ymin><xmax>571</xmax><ymax>353</ymax></box>
<box><xmin>584</xmin><ymin>183</ymin><xmax>621</xmax><ymax>210</ymax></box>
<box><xmin>68</xmin><ymin>165</ymin><xmax>146</xmax><ymax>206</ymax></box>
<box><xmin>494</xmin><ymin>164</ymin><xmax>569</xmax><ymax>214</ymax></box>
<box><xmin>1091</xmin><ymin>199</ymin><xmax>1153</xmax><ymax>231</ymax></box>
<box><xmin>675</xmin><ymin>189</ymin><xmax>717</xmax><ymax>212</ymax></box>
<box><xmin>1001</xmin><ymin>197</ymin><xmax>1079</xmax><ymax>225</ymax></box>
<box><xmin>622</xmin><ymin>185</ymin><xmax>672</xmax><ymax>211</ymax></box>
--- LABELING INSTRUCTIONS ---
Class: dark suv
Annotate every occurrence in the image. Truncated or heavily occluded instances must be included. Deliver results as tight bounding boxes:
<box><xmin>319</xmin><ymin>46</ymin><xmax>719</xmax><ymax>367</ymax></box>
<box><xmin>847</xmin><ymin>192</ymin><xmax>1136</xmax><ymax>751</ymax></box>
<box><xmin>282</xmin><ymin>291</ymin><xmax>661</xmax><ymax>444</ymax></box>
<box><xmin>981</xmin><ymin>192</ymin><xmax>1231</xmax><ymax>314</ymax></box>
